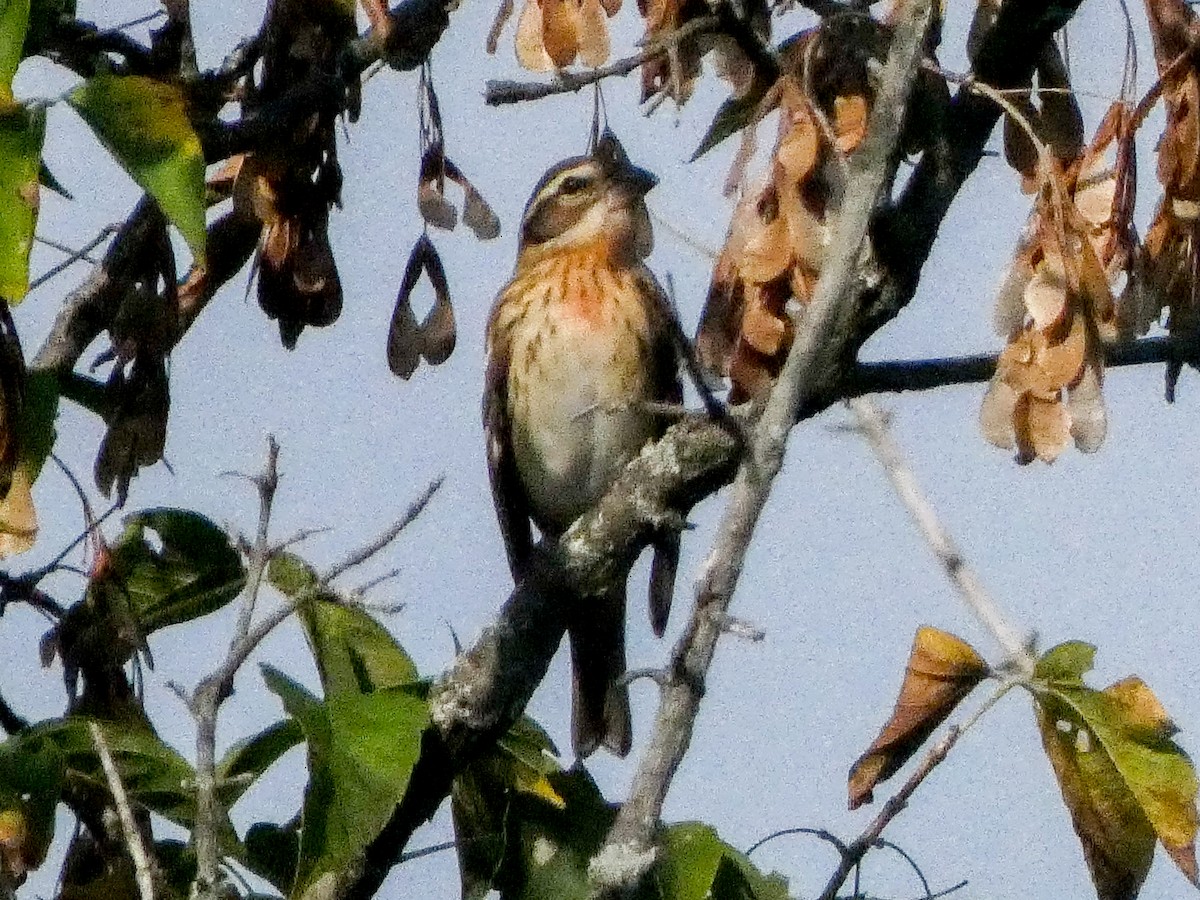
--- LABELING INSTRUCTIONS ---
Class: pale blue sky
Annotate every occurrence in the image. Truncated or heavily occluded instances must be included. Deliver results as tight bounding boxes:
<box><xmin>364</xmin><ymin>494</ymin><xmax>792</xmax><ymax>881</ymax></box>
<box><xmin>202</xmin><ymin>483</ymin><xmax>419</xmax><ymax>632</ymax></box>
<box><xmin>8</xmin><ymin>1</ymin><xmax>1200</xmax><ymax>898</ymax></box>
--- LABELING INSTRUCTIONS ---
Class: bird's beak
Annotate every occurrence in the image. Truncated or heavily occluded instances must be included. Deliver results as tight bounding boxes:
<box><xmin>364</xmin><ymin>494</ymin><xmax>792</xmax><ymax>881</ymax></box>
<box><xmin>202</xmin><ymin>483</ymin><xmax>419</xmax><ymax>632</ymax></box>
<box><xmin>596</xmin><ymin>129</ymin><xmax>658</xmax><ymax>196</ymax></box>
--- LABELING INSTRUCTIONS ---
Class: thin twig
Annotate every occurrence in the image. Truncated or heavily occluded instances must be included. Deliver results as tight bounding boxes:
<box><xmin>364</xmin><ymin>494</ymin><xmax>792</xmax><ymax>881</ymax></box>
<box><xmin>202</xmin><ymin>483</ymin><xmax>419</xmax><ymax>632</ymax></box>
<box><xmin>89</xmin><ymin>722</ymin><xmax>156</xmax><ymax>900</ymax></box>
<box><xmin>589</xmin><ymin>3</ymin><xmax>935</xmax><ymax>893</ymax></box>
<box><xmin>191</xmin><ymin>437</ymin><xmax>280</xmax><ymax>900</ymax></box>
<box><xmin>30</xmin><ymin>227</ymin><xmax>116</xmax><ymax>290</ymax></box>
<box><xmin>745</xmin><ymin>826</ymin><xmax>850</xmax><ymax>858</ymax></box>
<box><xmin>816</xmin><ymin>682</ymin><xmax>1014</xmax><ymax>900</ymax></box>
<box><xmin>847</xmin><ymin>397</ymin><xmax>1035</xmax><ymax>673</ymax></box>
<box><xmin>484</xmin><ymin>16</ymin><xmax>720</xmax><ymax>105</ymax></box>
<box><xmin>323</xmin><ymin>476</ymin><xmax>443</xmax><ymax>583</ymax></box>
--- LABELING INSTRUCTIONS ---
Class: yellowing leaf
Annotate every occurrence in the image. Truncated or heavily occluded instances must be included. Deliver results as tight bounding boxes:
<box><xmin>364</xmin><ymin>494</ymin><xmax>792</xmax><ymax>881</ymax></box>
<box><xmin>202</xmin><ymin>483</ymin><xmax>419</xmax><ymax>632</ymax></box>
<box><xmin>0</xmin><ymin>105</ymin><xmax>44</xmax><ymax>303</ymax></box>
<box><xmin>1034</xmin><ymin>650</ymin><xmax>1200</xmax><ymax>895</ymax></box>
<box><xmin>0</xmin><ymin>464</ymin><xmax>36</xmax><ymax>557</ymax></box>
<box><xmin>68</xmin><ymin>75</ymin><xmax>206</xmax><ymax>263</ymax></box>
<box><xmin>1035</xmin><ymin>693</ymin><xmax>1157</xmax><ymax>900</ymax></box>
<box><xmin>848</xmin><ymin>627</ymin><xmax>988</xmax><ymax>809</ymax></box>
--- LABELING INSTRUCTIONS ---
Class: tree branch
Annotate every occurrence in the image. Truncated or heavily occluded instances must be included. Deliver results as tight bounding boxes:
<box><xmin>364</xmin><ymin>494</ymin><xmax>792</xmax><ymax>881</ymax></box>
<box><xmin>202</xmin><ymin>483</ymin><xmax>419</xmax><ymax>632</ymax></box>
<box><xmin>484</xmin><ymin>16</ymin><xmax>722</xmax><ymax>106</ymax></box>
<box><xmin>847</xmin><ymin>397</ymin><xmax>1034</xmax><ymax>671</ymax></box>
<box><xmin>89</xmin><ymin>722</ymin><xmax>157</xmax><ymax>900</ymax></box>
<box><xmin>590</xmin><ymin>1</ymin><xmax>934</xmax><ymax>893</ymax></box>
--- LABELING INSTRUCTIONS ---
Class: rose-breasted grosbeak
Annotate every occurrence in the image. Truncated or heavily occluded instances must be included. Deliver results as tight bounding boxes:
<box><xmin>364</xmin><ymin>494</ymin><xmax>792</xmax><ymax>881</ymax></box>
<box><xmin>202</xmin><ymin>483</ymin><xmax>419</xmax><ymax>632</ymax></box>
<box><xmin>484</xmin><ymin>131</ymin><xmax>681</xmax><ymax>757</ymax></box>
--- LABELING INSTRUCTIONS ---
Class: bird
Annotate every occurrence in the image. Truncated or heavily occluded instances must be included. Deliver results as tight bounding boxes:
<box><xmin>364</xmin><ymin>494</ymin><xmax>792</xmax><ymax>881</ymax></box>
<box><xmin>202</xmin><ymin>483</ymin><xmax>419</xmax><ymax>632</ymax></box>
<box><xmin>483</xmin><ymin>130</ymin><xmax>682</xmax><ymax>758</ymax></box>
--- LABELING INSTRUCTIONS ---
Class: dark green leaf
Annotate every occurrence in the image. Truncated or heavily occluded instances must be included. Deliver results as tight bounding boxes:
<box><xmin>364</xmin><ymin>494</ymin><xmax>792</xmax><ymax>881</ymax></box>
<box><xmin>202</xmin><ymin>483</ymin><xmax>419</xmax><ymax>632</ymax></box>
<box><xmin>154</xmin><ymin>839</ymin><xmax>197</xmax><ymax>896</ymax></box>
<box><xmin>23</xmin><ymin>0</ymin><xmax>75</xmax><ymax>59</ymax></box>
<box><xmin>19</xmin><ymin>369</ymin><xmax>57</xmax><ymax>479</ymax></box>
<box><xmin>300</xmin><ymin>597</ymin><xmax>419</xmax><ymax>697</ymax></box>
<box><xmin>32</xmin><ymin>717</ymin><xmax>200</xmax><ymax>829</ymax></box>
<box><xmin>67</xmin><ymin>74</ymin><xmax>206</xmax><ymax>262</ymax></box>
<box><xmin>452</xmin><ymin>768</ymin><xmax>507</xmax><ymax>900</ymax></box>
<box><xmin>496</xmin><ymin>767</ymin><xmax>614</xmax><ymax>900</ymax></box>
<box><xmin>690</xmin><ymin>90</ymin><xmax>763</xmax><ymax>162</ymax></box>
<box><xmin>216</xmin><ymin>719</ymin><xmax>304</xmax><ymax>809</ymax></box>
<box><xmin>245</xmin><ymin>820</ymin><xmax>300</xmax><ymax>895</ymax></box>
<box><xmin>0</xmin><ymin>103</ymin><xmax>44</xmax><ymax>302</ymax></box>
<box><xmin>38</xmin><ymin>161</ymin><xmax>70</xmax><ymax>199</ymax></box>
<box><xmin>103</xmin><ymin>508</ymin><xmax>247</xmax><ymax>634</ymax></box>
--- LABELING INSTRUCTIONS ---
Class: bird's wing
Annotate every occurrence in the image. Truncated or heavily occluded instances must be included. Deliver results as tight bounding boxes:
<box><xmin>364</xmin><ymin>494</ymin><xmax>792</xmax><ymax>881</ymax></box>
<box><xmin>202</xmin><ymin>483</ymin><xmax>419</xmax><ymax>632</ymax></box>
<box><xmin>637</xmin><ymin>268</ymin><xmax>685</xmax><ymax>637</ymax></box>
<box><xmin>483</xmin><ymin>304</ymin><xmax>534</xmax><ymax>581</ymax></box>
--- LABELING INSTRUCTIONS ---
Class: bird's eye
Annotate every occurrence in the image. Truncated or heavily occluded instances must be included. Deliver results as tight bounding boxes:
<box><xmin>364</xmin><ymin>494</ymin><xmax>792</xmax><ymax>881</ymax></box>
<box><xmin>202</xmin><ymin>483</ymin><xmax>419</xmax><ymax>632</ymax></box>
<box><xmin>560</xmin><ymin>175</ymin><xmax>591</xmax><ymax>195</ymax></box>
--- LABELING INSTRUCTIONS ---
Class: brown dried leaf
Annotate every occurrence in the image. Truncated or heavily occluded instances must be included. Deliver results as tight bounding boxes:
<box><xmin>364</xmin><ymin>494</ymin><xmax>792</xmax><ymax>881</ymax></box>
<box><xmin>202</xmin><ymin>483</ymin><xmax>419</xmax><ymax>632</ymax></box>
<box><xmin>418</xmin><ymin>144</ymin><xmax>458</xmax><ymax>231</ymax></box>
<box><xmin>980</xmin><ymin>378</ymin><xmax>1019</xmax><ymax>450</ymax></box>
<box><xmin>1016</xmin><ymin>392</ymin><xmax>1070</xmax><ymax>464</ymax></box>
<box><xmin>388</xmin><ymin>235</ymin><xmax>456</xmax><ymax>379</ymax></box>
<box><xmin>95</xmin><ymin>356</ymin><xmax>169</xmax><ymax>505</ymax></box>
<box><xmin>516</xmin><ymin>0</ymin><xmax>554</xmax><ymax>71</ymax></box>
<box><xmin>832</xmin><ymin>93</ymin><xmax>869</xmax><ymax>154</ymax></box>
<box><xmin>444</xmin><ymin>159</ymin><xmax>501</xmax><ymax>241</ymax></box>
<box><xmin>542</xmin><ymin>0</ymin><xmax>579</xmax><ymax>68</ymax></box>
<box><xmin>739</xmin><ymin>291</ymin><xmax>788</xmax><ymax>356</ymax></box>
<box><xmin>0</xmin><ymin>466</ymin><xmax>36</xmax><ymax>558</ymax></box>
<box><xmin>576</xmin><ymin>0</ymin><xmax>610</xmax><ymax>67</ymax></box>
<box><xmin>774</xmin><ymin>106</ymin><xmax>821</xmax><ymax>185</ymax></box>
<box><xmin>738</xmin><ymin>194</ymin><xmax>792</xmax><ymax>284</ymax></box>
<box><xmin>1024</xmin><ymin>262</ymin><xmax>1069</xmax><ymax>330</ymax></box>
<box><xmin>848</xmin><ymin>627</ymin><xmax>988</xmax><ymax>810</ymax></box>
<box><xmin>1068</xmin><ymin>361</ymin><xmax>1107</xmax><ymax>453</ymax></box>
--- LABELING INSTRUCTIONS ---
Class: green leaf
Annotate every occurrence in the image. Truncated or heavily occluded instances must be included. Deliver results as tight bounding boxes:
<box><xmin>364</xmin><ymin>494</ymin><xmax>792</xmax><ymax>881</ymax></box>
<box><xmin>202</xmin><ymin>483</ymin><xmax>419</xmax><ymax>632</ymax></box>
<box><xmin>0</xmin><ymin>729</ymin><xmax>65</xmax><ymax>874</ymax></box>
<box><xmin>24</xmin><ymin>0</ymin><xmax>75</xmax><ymax>59</ymax></box>
<box><xmin>299</xmin><ymin>596</ymin><xmax>419</xmax><ymax>697</ymax></box>
<box><xmin>655</xmin><ymin>823</ymin><xmax>789</xmax><ymax>900</ymax></box>
<box><xmin>0</xmin><ymin>0</ymin><xmax>29</xmax><ymax>97</ymax></box>
<box><xmin>451</xmin><ymin>768</ymin><xmax>506</xmax><ymax>900</ymax></box>
<box><xmin>154</xmin><ymin>839</ymin><xmax>198</xmax><ymax>896</ymax></box>
<box><xmin>1034</xmin><ymin>667</ymin><xmax>1200</xmax><ymax>895</ymax></box>
<box><xmin>102</xmin><ymin>508</ymin><xmax>247</xmax><ymax>634</ymax></box>
<box><xmin>268</xmin><ymin>551</ymin><xmax>328</xmax><ymax>601</ymax></box>
<box><xmin>690</xmin><ymin>90</ymin><xmax>763</xmax><ymax>162</ymax></box>
<box><xmin>451</xmin><ymin>716</ymin><xmax>564</xmax><ymax>899</ymax></box>
<box><xmin>1034</xmin><ymin>640</ymin><xmax>1096</xmax><ymax>684</ymax></box>
<box><xmin>0</xmin><ymin>103</ymin><xmax>43</xmax><ymax>302</ymax></box>
<box><xmin>67</xmin><ymin>74</ymin><xmax>206</xmax><ymax>262</ymax></box>
<box><xmin>20</xmin><ymin>369</ymin><xmax>57</xmax><ymax>479</ymax></box>
<box><xmin>498</xmin><ymin>767</ymin><xmax>614</xmax><ymax>900</ymax></box>
<box><xmin>216</xmin><ymin>719</ymin><xmax>304</xmax><ymax>809</ymax></box>
<box><xmin>34</xmin><ymin>717</ymin><xmax>200</xmax><ymax>829</ymax></box>
<box><xmin>261</xmin><ymin>665</ymin><xmax>429</xmax><ymax>897</ymax></box>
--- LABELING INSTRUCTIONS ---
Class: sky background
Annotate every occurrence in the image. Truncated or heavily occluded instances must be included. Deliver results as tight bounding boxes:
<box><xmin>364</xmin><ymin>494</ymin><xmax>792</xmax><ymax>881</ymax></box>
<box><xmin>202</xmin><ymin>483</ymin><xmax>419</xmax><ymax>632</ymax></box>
<box><xmin>7</xmin><ymin>0</ymin><xmax>1200</xmax><ymax>898</ymax></box>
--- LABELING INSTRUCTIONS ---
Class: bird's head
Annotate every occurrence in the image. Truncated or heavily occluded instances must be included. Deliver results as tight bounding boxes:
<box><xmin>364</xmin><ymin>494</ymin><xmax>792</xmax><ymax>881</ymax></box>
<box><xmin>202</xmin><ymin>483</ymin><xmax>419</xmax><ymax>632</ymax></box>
<box><xmin>517</xmin><ymin>130</ymin><xmax>657</xmax><ymax>262</ymax></box>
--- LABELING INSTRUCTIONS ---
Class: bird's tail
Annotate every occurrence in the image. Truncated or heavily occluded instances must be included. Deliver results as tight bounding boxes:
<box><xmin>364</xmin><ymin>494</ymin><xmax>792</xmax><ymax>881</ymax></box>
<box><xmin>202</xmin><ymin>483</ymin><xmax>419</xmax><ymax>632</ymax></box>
<box><xmin>568</xmin><ymin>586</ymin><xmax>632</xmax><ymax>758</ymax></box>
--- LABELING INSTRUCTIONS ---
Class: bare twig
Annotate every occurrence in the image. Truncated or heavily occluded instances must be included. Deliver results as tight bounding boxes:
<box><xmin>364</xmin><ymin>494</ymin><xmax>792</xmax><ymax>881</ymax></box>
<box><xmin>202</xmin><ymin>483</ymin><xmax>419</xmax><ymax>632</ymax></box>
<box><xmin>30</xmin><ymin>227</ymin><xmax>117</xmax><ymax>290</ymax></box>
<box><xmin>484</xmin><ymin>16</ymin><xmax>721</xmax><ymax>105</ymax></box>
<box><xmin>323</xmin><ymin>476</ymin><xmax>443</xmax><ymax>583</ymax></box>
<box><xmin>847</xmin><ymin>397</ymin><xmax>1035</xmax><ymax>673</ymax></box>
<box><xmin>816</xmin><ymin>682</ymin><xmax>1014</xmax><ymax>900</ymax></box>
<box><xmin>189</xmin><ymin>452</ymin><xmax>440</xmax><ymax>900</ymax></box>
<box><xmin>89</xmin><ymin>722</ymin><xmax>156</xmax><ymax>900</ymax></box>
<box><xmin>746</xmin><ymin>826</ymin><xmax>850</xmax><ymax>858</ymax></box>
<box><xmin>589</xmin><ymin>3</ymin><xmax>935</xmax><ymax>893</ymax></box>
<box><xmin>190</xmin><ymin>437</ymin><xmax>282</xmax><ymax>900</ymax></box>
